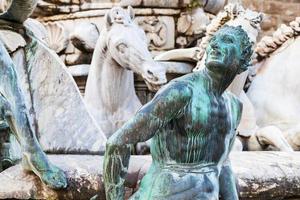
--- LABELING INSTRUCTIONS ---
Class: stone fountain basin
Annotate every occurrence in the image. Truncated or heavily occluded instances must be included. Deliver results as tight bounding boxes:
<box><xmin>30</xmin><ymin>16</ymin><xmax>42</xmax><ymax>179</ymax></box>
<box><xmin>0</xmin><ymin>152</ymin><xmax>299</xmax><ymax>200</ymax></box>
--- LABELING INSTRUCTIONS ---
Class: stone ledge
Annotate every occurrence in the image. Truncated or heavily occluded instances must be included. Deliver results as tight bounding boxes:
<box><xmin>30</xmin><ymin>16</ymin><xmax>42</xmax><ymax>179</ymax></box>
<box><xmin>37</xmin><ymin>8</ymin><xmax>181</xmax><ymax>22</ymax></box>
<box><xmin>67</xmin><ymin>62</ymin><xmax>193</xmax><ymax>77</ymax></box>
<box><xmin>0</xmin><ymin>152</ymin><xmax>300</xmax><ymax>199</ymax></box>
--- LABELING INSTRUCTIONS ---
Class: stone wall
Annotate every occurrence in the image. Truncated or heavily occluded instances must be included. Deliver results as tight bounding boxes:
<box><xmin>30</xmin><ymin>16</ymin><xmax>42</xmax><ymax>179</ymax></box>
<box><xmin>242</xmin><ymin>0</ymin><xmax>300</xmax><ymax>36</ymax></box>
<box><xmin>35</xmin><ymin>4</ymin><xmax>182</xmax><ymax>96</ymax></box>
<box><xmin>32</xmin><ymin>0</ymin><xmax>300</xmax><ymax>57</ymax></box>
<box><xmin>30</xmin><ymin>0</ymin><xmax>300</xmax><ymax>99</ymax></box>
<box><xmin>33</xmin><ymin>0</ymin><xmax>221</xmax><ymax>65</ymax></box>
<box><xmin>32</xmin><ymin>0</ymin><xmax>224</xmax><ymax>97</ymax></box>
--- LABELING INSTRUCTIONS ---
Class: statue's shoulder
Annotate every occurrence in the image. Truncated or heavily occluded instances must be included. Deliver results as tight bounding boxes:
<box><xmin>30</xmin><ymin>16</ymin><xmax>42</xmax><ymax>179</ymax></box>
<box><xmin>170</xmin><ymin>72</ymin><xmax>200</xmax><ymax>87</ymax></box>
<box><xmin>158</xmin><ymin>74</ymin><xmax>193</xmax><ymax>100</ymax></box>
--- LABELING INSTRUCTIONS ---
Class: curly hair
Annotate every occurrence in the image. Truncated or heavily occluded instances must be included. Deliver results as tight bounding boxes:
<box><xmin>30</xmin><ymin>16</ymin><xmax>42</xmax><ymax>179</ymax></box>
<box><xmin>210</xmin><ymin>25</ymin><xmax>253</xmax><ymax>72</ymax></box>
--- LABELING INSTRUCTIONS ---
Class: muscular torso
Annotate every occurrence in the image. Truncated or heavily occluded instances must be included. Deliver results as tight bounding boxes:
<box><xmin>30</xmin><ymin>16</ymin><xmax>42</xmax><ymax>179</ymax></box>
<box><xmin>131</xmin><ymin>73</ymin><xmax>242</xmax><ymax>200</ymax></box>
<box><xmin>151</xmin><ymin>73</ymin><xmax>241</xmax><ymax>169</ymax></box>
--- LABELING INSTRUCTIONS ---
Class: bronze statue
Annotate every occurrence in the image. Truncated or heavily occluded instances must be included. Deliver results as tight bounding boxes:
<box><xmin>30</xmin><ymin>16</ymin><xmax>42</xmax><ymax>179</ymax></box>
<box><xmin>103</xmin><ymin>25</ymin><xmax>253</xmax><ymax>200</ymax></box>
<box><xmin>0</xmin><ymin>0</ymin><xmax>67</xmax><ymax>189</ymax></box>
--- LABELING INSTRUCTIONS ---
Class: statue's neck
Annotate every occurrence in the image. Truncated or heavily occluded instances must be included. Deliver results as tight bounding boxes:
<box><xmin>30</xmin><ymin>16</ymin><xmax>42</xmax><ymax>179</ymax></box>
<box><xmin>202</xmin><ymin>68</ymin><xmax>236</xmax><ymax>96</ymax></box>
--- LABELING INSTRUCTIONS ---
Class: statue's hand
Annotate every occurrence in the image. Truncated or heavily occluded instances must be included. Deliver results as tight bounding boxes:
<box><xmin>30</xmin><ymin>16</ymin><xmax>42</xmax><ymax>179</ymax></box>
<box><xmin>104</xmin><ymin>156</ymin><xmax>126</xmax><ymax>200</ymax></box>
<box><xmin>22</xmin><ymin>151</ymin><xmax>67</xmax><ymax>189</ymax></box>
<box><xmin>39</xmin><ymin>165</ymin><xmax>68</xmax><ymax>189</ymax></box>
<box><xmin>104</xmin><ymin>142</ymin><xmax>131</xmax><ymax>200</ymax></box>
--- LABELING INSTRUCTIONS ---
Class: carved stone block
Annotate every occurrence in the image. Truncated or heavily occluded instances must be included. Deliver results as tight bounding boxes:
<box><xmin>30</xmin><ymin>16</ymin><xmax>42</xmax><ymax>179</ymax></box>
<box><xmin>135</xmin><ymin>16</ymin><xmax>175</xmax><ymax>50</ymax></box>
<box><xmin>120</xmin><ymin>0</ymin><xmax>179</xmax><ymax>8</ymax></box>
<box><xmin>44</xmin><ymin>22</ymin><xmax>68</xmax><ymax>54</ymax></box>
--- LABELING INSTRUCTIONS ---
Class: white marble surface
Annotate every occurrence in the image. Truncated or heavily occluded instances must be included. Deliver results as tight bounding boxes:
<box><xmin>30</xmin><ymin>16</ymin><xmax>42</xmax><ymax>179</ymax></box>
<box><xmin>0</xmin><ymin>152</ymin><xmax>300</xmax><ymax>199</ymax></box>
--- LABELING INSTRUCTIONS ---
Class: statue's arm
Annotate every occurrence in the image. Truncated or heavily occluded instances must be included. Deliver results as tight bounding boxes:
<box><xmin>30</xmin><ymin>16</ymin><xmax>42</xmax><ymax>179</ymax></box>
<box><xmin>103</xmin><ymin>81</ymin><xmax>191</xmax><ymax>200</ymax></box>
<box><xmin>219</xmin><ymin>97</ymin><xmax>242</xmax><ymax>200</ymax></box>
<box><xmin>219</xmin><ymin>159</ymin><xmax>238</xmax><ymax>200</ymax></box>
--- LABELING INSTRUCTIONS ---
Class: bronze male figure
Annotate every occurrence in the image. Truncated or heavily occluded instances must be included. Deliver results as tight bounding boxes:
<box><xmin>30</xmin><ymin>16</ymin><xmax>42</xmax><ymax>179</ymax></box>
<box><xmin>104</xmin><ymin>25</ymin><xmax>253</xmax><ymax>200</ymax></box>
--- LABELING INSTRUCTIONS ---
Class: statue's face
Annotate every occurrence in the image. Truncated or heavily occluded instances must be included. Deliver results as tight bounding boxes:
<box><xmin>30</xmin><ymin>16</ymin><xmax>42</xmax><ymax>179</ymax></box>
<box><xmin>205</xmin><ymin>31</ymin><xmax>243</xmax><ymax>74</ymax></box>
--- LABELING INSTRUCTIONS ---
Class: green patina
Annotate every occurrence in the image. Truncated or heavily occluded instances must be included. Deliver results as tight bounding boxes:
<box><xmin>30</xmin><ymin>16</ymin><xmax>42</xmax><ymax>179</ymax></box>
<box><xmin>103</xmin><ymin>25</ymin><xmax>253</xmax><ymax>200</ymax></box>
<box><xmin>0</xmin><ymin>26</ymin><xmax>67</xmax><ymax>189</ymax></box>
<box><xmin>0</xmin><ymin>0</ymin><xmax>67</xmax><ymax>190</ymax></box>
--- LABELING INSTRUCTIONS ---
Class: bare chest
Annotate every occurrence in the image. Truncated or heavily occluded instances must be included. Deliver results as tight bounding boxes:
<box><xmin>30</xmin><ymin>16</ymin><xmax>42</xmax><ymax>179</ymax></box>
<box><xmin>180</xmin><ymin>94</ymin><xmax>235</xmax><ymax>135</ymax></box>
<box><xmin>152</xmin><ymin>91</ymin><xmax>240</xmax><ymax>164</ymax></box>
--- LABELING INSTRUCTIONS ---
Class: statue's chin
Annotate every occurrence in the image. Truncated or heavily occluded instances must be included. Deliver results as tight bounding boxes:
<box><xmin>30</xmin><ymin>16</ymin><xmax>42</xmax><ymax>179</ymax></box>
<box><xmin>206</xmin><ymin>59</ymin><xmax>226</xmax><ymax>72</ymax></box>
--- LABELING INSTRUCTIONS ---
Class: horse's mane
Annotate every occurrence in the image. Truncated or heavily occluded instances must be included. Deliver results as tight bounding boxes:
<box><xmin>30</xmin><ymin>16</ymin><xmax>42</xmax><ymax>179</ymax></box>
<box><xmin>244</xmin><ymin>17</ymin><xmax>300</xmax><ymax>89</ymax></box>
<box><xmin>255</xmin><ymin>17</ymin><xmax>300</xmax><ymax>62</ymax></box>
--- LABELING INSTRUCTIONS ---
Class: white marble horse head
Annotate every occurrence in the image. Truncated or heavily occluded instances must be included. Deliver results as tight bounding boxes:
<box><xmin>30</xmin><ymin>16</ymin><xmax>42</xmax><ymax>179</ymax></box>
<box><xmin>104</xmin><ymin>6</ymin><xmax>167</xmax><ymax>90</ymax></box>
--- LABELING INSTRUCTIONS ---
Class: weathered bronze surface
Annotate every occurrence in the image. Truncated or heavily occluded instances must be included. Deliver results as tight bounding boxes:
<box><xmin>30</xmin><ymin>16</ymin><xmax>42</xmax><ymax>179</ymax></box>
<box><xmin>0</xmin><ymin>0</ymin><xmax>67</xmax><ymax>189</ymax></box>
<box><xmin>104</xmin><ymin>25</ymin><xmax>253</xmax><ymax>200</ymax></box>
<box><xmin>0</xmin><ymin>39</ymin><xmax>67</xmax><ymax>189</ymax></box>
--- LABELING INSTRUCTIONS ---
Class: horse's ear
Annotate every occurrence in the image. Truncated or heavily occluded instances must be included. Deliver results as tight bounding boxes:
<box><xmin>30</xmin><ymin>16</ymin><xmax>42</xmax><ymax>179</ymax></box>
<box><xmin>105</xmin><ymin>12</ymin><xmax>113</xmax><ymax>29</ymax></box>
<box><xmin>127</xmin><ymin>6</ymin><xmax>135</xmax><ymax>20</ymax></box>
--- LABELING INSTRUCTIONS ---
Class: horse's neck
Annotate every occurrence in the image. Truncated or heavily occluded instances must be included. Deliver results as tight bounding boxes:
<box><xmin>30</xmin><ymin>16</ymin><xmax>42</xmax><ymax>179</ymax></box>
<box><xmin>100</xmin><ymin>57</ymin><xmax>139</xmax><ymax>110</ymax></box>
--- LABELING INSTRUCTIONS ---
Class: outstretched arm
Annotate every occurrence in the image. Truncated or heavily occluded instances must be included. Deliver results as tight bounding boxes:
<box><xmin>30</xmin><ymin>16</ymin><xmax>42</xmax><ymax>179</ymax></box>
<box><xmin>103</xmin><ymin>81</ymin><xmax>191</xmax><ymax>200</ymax></box>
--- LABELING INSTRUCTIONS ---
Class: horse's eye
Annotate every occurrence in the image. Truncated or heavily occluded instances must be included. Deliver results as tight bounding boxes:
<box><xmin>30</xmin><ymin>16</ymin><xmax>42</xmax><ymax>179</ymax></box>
<box><xmin>117</xmin><ymin>43</ymin><xmax>127</xmax><ymax>53</ymax></box>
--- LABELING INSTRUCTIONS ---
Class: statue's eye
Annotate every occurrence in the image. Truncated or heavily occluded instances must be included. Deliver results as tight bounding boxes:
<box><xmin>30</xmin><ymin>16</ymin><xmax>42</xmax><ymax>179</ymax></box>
<box><xmin>117</xmin><ymin>43</ymin><xmax>127</xmax><ymax>53</ymax></box>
